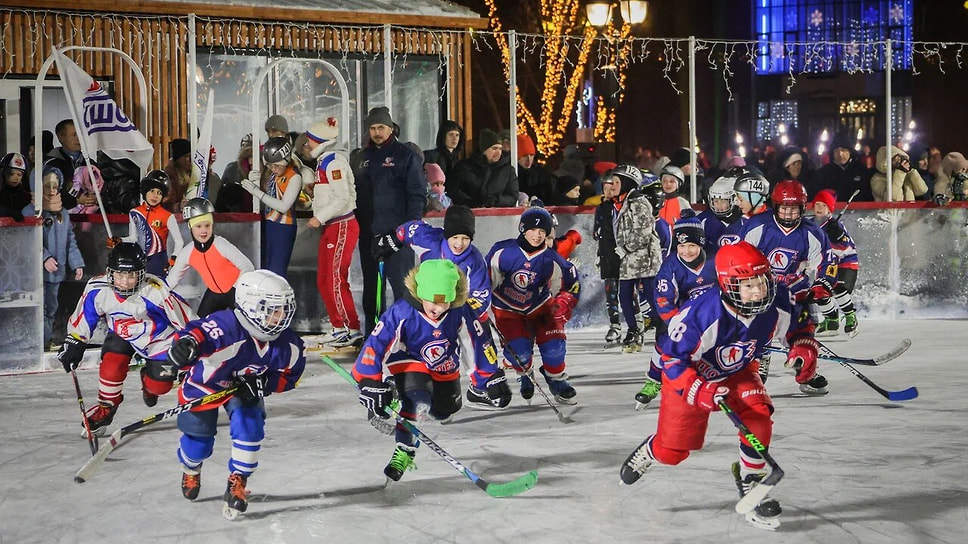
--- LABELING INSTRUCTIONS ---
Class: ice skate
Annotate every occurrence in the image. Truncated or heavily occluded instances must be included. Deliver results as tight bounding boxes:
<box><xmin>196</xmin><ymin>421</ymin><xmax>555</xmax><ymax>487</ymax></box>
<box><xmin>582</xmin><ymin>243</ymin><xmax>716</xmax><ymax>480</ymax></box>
<box><xmin>181</xmin><ymin>464</ymin><xmax>201</xmax><ymax>501</ymax></box>
<box><xmin>331</xmin><ymin>329</ymin><xmax>363</xmax><ymax>349</ymax></box>
<box><xmin>384</xmin><ymin>444</ymin><xmax>417</xmax><ymax>482</ymax></box>
<box><xmin>518</xmin><ymin>373</ymin><xmax>535</xmax><ymax>402</ymax></box>
<box><xmin>465</xmin><ymin>385</ymin><xmax>504</xmax><ymax>410</ymax></box>
<box><xmin>634</xmin><ymin>378</ymin><xmax>662</xmax><ymax>410</ymax></box>
<box><xmin>815</xmin><ymin>316</ymin><xmax>839</xmax><ymax>337</ymax></box>
<box><xmin>539</xmin><ymin>367</ymin><xmax>577</xmax><ymax>405</ymax></box>
<box><xmin>222</xmin><ymin>472</ymin><xmax>249</xmax><ymax>520</ymax></box>
<box><xmin>80</xmin><ymin>400</ymin><xmax>119</xmax><ymax>438</ymax></box>
<box><xmin>622</xmin><ymin>329</ymin><xmax>642</xmax><ymax>354</ymax></box>
<box><xmin>620</xmin><ymin>435</ymin><xmax>654</xmax><ymax>485</ymax></box>
<box><xmin>844</xmin><ymin>311</ymin><xmax>859</xmax><ymax>338</ymax></box>
<box><xmin>758</xmin><ymin>353</ymin><xmax>772</xmax><ymax>384</ymax></box>
<box><xmin>799</xmin><ymin>373</ymin><xmax>828</xmax><ymax>395</ymax></box>
<box><xmin>603</xmin><ymin>324</ymin><xmax>622</xmax><ymax>349</ymax></box>
<box><xmin>732</xmin><ymin>462</ymin><xmax>781</xmax><ymax>530</ymax></box>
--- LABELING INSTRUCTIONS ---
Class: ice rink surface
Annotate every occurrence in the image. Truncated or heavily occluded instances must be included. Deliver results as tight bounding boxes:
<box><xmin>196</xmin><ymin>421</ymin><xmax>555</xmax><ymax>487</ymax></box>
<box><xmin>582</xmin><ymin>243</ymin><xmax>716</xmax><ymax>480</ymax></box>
<box><xmin>1</xmin><ymin>319</ymin><xmax>965</xmax><ymax>544</ymax></box>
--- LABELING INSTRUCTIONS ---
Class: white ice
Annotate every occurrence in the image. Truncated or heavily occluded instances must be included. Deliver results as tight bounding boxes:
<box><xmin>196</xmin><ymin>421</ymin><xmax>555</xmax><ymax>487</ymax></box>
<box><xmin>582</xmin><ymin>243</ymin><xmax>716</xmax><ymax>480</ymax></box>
<box><xmin>1</xmin><ymin>319</ymin><xmax>964</xmax><ymax>544</ymax></box>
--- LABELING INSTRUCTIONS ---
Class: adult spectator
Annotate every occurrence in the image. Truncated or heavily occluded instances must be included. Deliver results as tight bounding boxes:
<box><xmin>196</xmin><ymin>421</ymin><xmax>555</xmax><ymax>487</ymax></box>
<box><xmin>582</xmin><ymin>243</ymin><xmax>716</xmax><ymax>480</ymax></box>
<box><xmin>46</xmin><ymin>119</ymin><xmax>94</xmax><ymax>210</ymax></box>
<box><xmin>934</xmin><ymin>152</ymin><xmax>968</xmax><ymax>203</ymax></box>
<box><xmin>814</xmin><ymin>139</ymin><xmax>872</xmax><ymax>202</ymax></box>
<box><xmin>26</xmin><ymin>130</ymin><xmax>55</xmax><ymax>184</ymax></box>
<box><xmin>423</xmin><ymin>120</ymin><xmax>465</xmax><ymax>178</ymax></box>
<box><xmin>354</xmin><ymin>106</ymin><xmax>426</xmax><ymax>335</ymax></box>
<box><xmin>769</xmin><ymin>147</ymin><xmax>814</xmax><ymax>196</ymax></box>
<box><xmin>265</xmin><ymin>115</ymin><xmax>289</xmax><ymax>139</ymax></box>
<box><xmin>447</xmin><ymin>129</ymin><xmax>519</xmax><ymax>208</ymax></box>
<box><xmin>163</xmin><ymin>138</ymin><xmax>195</xmax><ymax>213</ymax></box>
<box><xmin>516</xmin><ymin>133</ymin><xmax>556</xmax><ymax>203</ymax></box>
<box><xmin>870</xmin><ymin>145</ymin><xmax>928</xmax><ymax>202</ymax></box>
<box><xmin>217</xmin><ymin>134</ymin><xmax>255</xmax><ymax>212</ymax></box>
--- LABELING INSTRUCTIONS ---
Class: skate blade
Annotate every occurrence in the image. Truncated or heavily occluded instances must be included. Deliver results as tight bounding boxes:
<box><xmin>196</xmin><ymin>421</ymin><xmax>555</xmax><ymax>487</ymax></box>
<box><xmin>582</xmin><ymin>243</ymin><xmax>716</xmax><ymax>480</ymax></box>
<box><xmin>846</xmin><ymin>329</ymin><xmax>859</xmax><ymax>338</ymax></box>
<box><xmin>555</xmin><ymin>395</ymin><xmax>578</xmax><ymax>406</ymax></box>
<box><xmin>745</xmin><ymin>511</ymin><xmax>780</xmax><ymax>530</ymax></box>
<box><xmin>465</xmin><ymin>402</ymin><xmax>504</xmax><ymax>412</ymax></box>
<box><xmin>222</xmin><ymin>503</ymin><xmax>242</xmax><ymax>521</ymax></box>
<box><xmin>634</xmin><ymin>400</ymin><xmax>651</xmax><ymax>411</ymax></box>
<box><xmin>80</xmin><ymin>426</ymin><xmax>106</xmax><ymax>438</ymax></box>
<box><xmin>798</xmin><ymin>386</ymin><xmax>829</xmax><ymax>396</ymax></box>
<box><xmin>816</xmin><ymin>329</ymin><xmax>839</xmax><ymax>338</ymax></box>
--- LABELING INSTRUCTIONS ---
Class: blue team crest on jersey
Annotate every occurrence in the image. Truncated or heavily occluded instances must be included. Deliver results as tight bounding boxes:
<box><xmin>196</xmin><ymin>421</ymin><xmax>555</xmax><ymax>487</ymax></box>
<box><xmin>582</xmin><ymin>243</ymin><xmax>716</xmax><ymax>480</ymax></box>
<box><xmin>714</xmin><ymin>341</ymin><xmax>757</xmax><ymax>371</ymax></box>
<box><xmin>766</xmin><ymin>248</ymin><xmax>799</xmax><ymax>272</ymax></box>
<box><xmin>511</xmin><ymin>270</ymin><xmax>536</xmax><ymax>290</ymax></box>
<box><xmin>421</xmin><ymin>339</ymin><xmax>457</xmax><ymax>373</ymax></box>
<box><xmin>719</xmin><ymin>234</ymin><xmax>740</xmax><ymax>245</ymax></box>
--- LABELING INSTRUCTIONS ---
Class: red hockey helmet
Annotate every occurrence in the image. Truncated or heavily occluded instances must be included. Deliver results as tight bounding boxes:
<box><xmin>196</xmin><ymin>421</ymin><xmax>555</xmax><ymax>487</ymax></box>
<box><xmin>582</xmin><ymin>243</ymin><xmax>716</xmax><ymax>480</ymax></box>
<box><xmin>714</xmin><ymin>241</ymin><xmax>775</xmax><ymax>316</ymax></box>
<box><xmin>771</xmin><ymin>179</ymin><xmax>807</xmax><ymax>228</ymax></box>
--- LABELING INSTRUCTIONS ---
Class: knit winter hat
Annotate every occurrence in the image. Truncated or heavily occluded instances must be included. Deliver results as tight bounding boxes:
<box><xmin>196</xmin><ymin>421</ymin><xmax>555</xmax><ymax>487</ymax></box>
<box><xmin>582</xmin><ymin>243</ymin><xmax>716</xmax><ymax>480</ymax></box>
<box><xmin>811</xmin><ymin>188</ymin><xmax>837</xmax><ymax>213</ymax></box>
<box><xmin>517</xmin><ymin>134</ymin><xmax>537</xmax><ymax>156</ymax></box>
<box><xmin>169</xmin><ymin>138</ymin><xmax>191</xmax><ymax>161</ymax></box>
<box><xmin>264</xmin><ymin>114</ymin><xmax>289</xmax><ymax>133</ymax></box>
<box><xmin>415</xmin><ymin>259</ymin><xmax>460</xmax><ymax>304</ymax></box>
<box><xmin>306</xmin><ymin>117</ymin><xmax>339</xmax><ymax>143</ymax></box>
<box><xmin>443</xmin><ymin>205</ymin><xmax>475</xmax><ymax>240</ymax></box>
<box><xmin>478</xmin><ymin>129</ymin><xmax>501</xmax><ymax>153</ymax></box>
<box><xmin>424</xmin><ymin>163</ymin><xmax>445</xmax><ymax>185</ymax></box>
<box><xmin>669</xmin><ymin>147</ymin><xmax>691</xmax><ymax>168</ymax></box>
<box><xmin>673</xmin><ymin>215</ymin><xmax>706</xmax><ymax>247</ymax></box>
<box><xmin>942</xmin><ymin>152</ymin><xmax>968</xmax><ymax>178</ymax></box>
<box><xmin>364</xmin><ymin>106</ymin><xmax>393</xmax><ymax>129</ymax></box>
<box><xmin>783</xmin><ymin>153</ymin><xmax>803</xmax><ymax>168</ymax></box>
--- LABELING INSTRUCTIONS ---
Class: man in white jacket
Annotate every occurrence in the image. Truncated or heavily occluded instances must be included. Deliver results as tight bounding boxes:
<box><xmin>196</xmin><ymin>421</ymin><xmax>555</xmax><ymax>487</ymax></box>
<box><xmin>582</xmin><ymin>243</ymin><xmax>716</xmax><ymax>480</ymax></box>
<box><xmin>303</xmin><ymin>118</ymin><xmax>362</xmax><ymax>347</ymax></box>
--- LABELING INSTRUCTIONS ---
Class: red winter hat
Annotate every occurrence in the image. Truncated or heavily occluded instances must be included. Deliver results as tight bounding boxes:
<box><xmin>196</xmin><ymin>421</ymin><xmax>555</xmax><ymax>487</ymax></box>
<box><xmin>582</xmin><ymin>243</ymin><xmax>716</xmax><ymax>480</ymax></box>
<box><xmin>517</xmin><ymin>134</ymin><xmax>537</xmax><ymax>156</ymax></box>
<box><xmin>811</xmin><ymin>188</ymin><xmax>837</xmax><ymax>212</ymax></box>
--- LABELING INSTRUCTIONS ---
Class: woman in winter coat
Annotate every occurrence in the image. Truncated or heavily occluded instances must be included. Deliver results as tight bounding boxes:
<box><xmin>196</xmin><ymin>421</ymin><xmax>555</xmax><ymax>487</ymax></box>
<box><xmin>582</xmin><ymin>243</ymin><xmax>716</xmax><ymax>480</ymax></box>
<box><xmin>447</xmin><ymin>129</ymin><xmax>519</xmax><ymax>208</ymax></box>
<box><xmin>613</xmin><ymin>183</ymin><xmax>664</xmax><ymax>348</ymax></box>
<box><xmin>870</xmin><ymin>146</ymin><xmax>929</xmax><ymax>202</ymax></box>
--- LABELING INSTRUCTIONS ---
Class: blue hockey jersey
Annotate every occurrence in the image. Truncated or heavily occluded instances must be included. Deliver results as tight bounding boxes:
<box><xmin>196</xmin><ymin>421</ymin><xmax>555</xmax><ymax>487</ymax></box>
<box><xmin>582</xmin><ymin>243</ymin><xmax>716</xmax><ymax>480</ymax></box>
<box><xmin>658</xmin><ymin>285</ymin><xmax>810</xmax><ymax>383</ymax></box>
<box><xmin>484</xmin><ymin>239</ymin><xmax>580</xmax><ymax>316</ymax></box>
<box><xmin>740</xmin><ymin>213</ymin><xmax>835</xmax><ymax>293</ymax></box>
<box><xmin>352</xmin><ymin>297</ymin><xmax>467</xmax><ymax>382</ymax></box>
<box><xmin>175</xmin><ymin>309</ymin><xmax>305</xmax><ymax>408</ymax></box>
<box><xmin>653</xmin><ymin>253</ymin><xmax>717</xmax><ymax>323</ymax></box>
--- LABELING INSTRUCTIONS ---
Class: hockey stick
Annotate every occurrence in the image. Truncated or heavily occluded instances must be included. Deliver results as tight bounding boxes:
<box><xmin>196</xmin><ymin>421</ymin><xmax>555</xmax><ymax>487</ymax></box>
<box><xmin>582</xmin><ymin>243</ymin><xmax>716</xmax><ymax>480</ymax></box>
<box><xmin>322</xmin><ymin>356</ymin><xmax>538</xmax><ymax>498</ymax></box>
<box><xmin>488</xmin><ymin>320</ymin><xmax>574</xmax><ymax>424</ymax></box>
<box><xmin>718</xmin><ymin>400</ymin><xmax>785</xmax><ymax>515</ymax></box>
<box><xmin>74</xmin><ymin>385</ymin><xmax>239</xmax><ymax>483</ymax></box>
<box><xmin>834</xmin><ymin>189</ymin><xmax>861</xmax><ymax>222</ymax></box>
<box><xmin>763</xmin><ymin>338</ymin><xmax>911</xmax><ymax>366</ymax></box>
<box><xmin>70</xmin><ymin>369</ymin><xmax>99</xmax><ymax>455</ymax></box>
<box><xmin>375</xmin><ymin>259</ymin><xmax>386</xmax><ymax>327</ymax></box>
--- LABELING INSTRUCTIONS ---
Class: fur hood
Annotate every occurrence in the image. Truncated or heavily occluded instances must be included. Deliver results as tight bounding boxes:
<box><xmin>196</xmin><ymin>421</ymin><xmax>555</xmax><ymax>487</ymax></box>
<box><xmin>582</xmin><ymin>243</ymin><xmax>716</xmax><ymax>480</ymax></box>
<box><xmin>404</xmin><ymin>265</ymin><xmax>469</xmax><ymax>310</ymax></box>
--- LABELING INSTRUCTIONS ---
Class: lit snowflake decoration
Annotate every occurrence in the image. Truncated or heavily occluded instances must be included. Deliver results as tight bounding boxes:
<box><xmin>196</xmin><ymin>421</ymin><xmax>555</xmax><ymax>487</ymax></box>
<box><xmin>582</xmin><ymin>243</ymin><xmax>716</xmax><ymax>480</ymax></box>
<box><xmin>770</xmin><ymin>42</ymin><xmax>785</xmax><ymax>60</ymax></box>
<box><xmin>890</xmin><ymin>3</ymin><xmax>904</xmax><ymax>24</ymax></box>
<box><xmin>810</xmin><ymin>9</ymin><xmax>823</xmax><ymax>27</ymax></box>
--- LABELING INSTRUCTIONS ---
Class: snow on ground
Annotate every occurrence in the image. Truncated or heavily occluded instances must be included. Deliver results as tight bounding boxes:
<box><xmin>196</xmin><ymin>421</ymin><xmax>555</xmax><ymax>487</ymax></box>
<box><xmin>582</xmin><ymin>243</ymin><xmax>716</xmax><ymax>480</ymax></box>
<box><xmin>0</xmin><ymin>319</ymin><xmax>965</xmax><ymax>544</ymax></box>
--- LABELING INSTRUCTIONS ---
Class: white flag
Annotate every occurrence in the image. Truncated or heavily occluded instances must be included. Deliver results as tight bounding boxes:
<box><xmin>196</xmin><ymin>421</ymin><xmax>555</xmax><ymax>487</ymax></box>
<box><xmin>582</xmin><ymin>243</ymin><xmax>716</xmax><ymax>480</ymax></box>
<box><xmin>52</xmin><ymin>48</ymin><xmax>153</xmax><ymax>172</ymax></box>
<box><xmin>190</xmin><ymin>89</ymin><xmax>215</xmax><ymax>199</ymax></box>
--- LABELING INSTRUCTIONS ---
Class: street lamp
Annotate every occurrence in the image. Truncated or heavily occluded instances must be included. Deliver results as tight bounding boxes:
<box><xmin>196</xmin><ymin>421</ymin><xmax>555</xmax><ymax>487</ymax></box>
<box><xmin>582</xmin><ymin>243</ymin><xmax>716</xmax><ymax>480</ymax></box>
<box><xmin>585</xmin><ymin>1</ymin><xmax>648</xmax><ymax>28</ymax></box>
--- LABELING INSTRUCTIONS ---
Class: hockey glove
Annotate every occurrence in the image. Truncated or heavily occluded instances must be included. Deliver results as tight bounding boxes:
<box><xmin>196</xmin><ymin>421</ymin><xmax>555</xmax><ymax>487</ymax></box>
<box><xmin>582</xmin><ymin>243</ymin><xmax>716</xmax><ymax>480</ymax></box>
<box><xmin>234</xmin><ymin>373</ymin><xmax>266</xmax><ymax>406</ymax></box>
<box><xmin>550</xmin><ymin>292</ymin><xmax>578</xmax><ymax>324</ymax></box>
<box><xmin>683</xmin><ymin>377</ymin><xmax>728</xmax><ymax>411</ymax></box>
<box><xmin>798</xmin><ymin>279</ymin><xmax>832</xmax><ymax>303</ymax></box>
<box><xmin>785</xmin><ymin>337</ymin><xmax>819</xmax><ymax>384</ymax></box>
<box><xmin>371</xmin><ymin>233</ymin><xmax>401</xmax><ymax>262</ymax></box>
<box><xmin>57</xmin><ymin>335</ymin><xmax>87</xmax><ymax>373</ymax></box>
<box><xmin>144</xmin><ymin>359</ymin><xmax>179</xmax><ymax>383</ymax></box>
<box><xmin>484</xmin><ymin>369</ymin><xmax>512</xmax><ymax>408</ymax></box>
<box><xmin>167</xmin><ymin>336</ymin><xmax>199</xmax><ymax>369</ymax></box>
<box><xmin>822</xmin><ymin>220</ymin><xmax>845</xmax><ymax>241</ymax></box>
<box><xmin>358</xmin><ymin>377</ymin><xmax>393</xmax><ymax>420</ymax></box>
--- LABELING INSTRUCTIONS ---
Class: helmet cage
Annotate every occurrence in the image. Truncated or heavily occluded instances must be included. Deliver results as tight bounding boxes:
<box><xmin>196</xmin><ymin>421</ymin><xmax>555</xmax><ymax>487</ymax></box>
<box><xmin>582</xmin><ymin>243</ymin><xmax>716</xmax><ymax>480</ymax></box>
<box><xmin>235</xmin><ymin>271</ymin><xmax>297</xmax><ymax>341</ymax></box>
<box><xmin>719</xmin><ymin>272</ymin><xmax>776</xmax><ymax>317</ymax></box>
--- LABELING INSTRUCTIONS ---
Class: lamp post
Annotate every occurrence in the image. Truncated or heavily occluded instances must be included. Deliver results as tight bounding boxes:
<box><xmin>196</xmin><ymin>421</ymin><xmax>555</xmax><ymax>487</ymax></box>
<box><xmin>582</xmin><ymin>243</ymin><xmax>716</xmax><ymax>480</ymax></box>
<box><xmin>585</xmin><ymin>1</ymin><xmax>648</xmax><ymax>27</ymax></box>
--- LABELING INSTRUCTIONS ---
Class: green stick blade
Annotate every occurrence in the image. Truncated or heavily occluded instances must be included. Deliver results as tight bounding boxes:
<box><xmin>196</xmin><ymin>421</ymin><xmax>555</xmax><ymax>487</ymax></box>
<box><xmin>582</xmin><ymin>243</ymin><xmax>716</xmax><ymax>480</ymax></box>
<box><xmin>485</xmin><ymin>470</ymin><xmax>538</xmax><ymax>498</ymax></box>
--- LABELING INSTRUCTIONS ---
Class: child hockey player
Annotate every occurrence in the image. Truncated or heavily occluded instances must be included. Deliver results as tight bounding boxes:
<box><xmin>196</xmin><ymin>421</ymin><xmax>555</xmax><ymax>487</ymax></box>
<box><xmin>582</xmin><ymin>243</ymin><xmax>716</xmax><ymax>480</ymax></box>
<box><xmin>352</xmin><ymin>259</ymin><xmax>511</xmax><ymax>482</ymax></box>
<box><xmin>167</xmin><ymin>197</ymin><xmax>254</xmax><ymax>318</ymax></box>
<box><xmin>593</xmin><ymin>166</ymin><xmax>640</xmax><ymax>348</ymax></box>
<box><xmin>697</xmin><ymin>171</ymin><xmax>743</xmax><ymax>249</ymax></box>
<box><xmin>165</xmin><ymin>269</ymin><xmax>305</xmax><ymax>519</ymax></box>
<box><xmin>634</xmin><ymin>214</ymin><xmax>717</xmax><ymax>409</ymax></box>
<box><xmin>371</xmin><ymin>205</ymin><xmax>506</xmax><ymax>409</ymax></box>
<box><xmin>485</xmin><ymin>207</ymin><xmax>581</xmax><ymax>404</ymax></box>
<box><xmin>657</xmin><ymin>165</ymin><xmax>691</xmax><ymax>226</ymax></box>
<box><xmin>117</xmin><ymin>170</ymin><xmax>184</xmax><ymax>277</ymax></box>
<box><xmin>741</xmin><ymin>180</ymin><xmax>835</xmax><ymax>395</ymax></box>
<box><xmin>619</xmin><ymin>241</ymin><xmax>820</xmax><ymax>531</ymax></box>
<box><xmin>58</xmin><ymin>243</ymin><xmax>196</xmax><ymax>435</ymax></box>
<box><xmin>810</xmin><ymin>189</ymin><xmax>860</xmax><ymax>337</ymax></box>
<box><xmin>613</xmin><ymin>174</ymin><xmax>663</xmax><ymax>354</ymax></box>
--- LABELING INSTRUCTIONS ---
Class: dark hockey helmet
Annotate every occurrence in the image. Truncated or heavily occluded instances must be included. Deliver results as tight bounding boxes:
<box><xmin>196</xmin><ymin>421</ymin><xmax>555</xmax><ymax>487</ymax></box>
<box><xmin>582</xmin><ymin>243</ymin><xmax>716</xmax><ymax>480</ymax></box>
<box><xmin>519</xmin><ymin>206</ymin><xmax>554</xmax><ymax>235</ymax></box>
<box><xmin>715</xmin><ymin>241</ymin><xmax>775</xmax><ymax>317</ymax></box>
<box><xmin>771</xmin><ymin>179</ymin><xmax>808</xmax><ymax>228</ymax></box>
<box><xmin>639</xmin><ymin>177</ymin><xmax>665</xmax><ymax>217</ymax></box>
<box><xmin>1</xmin><ymin>152</ymin><xmax>27</xmax><ymax>173</ymax></box>
<box><xmin>140</xmin><ymin>170</ymin><xmax>170</xmax><ymax>199</ymax></box>
<box><xmin>262</xmin><ymin>136</ymin><xmax>293</xmax><ymax>165</ymax></box>
<box><xmin>609</xmin><ymin>164</ymin><xmax>643</xmax><ymax>194</ymax></box>
<box><xmin>107</xmin><ymin>242</ymin><xmax>147</xmax><ymax>297</ymax></box>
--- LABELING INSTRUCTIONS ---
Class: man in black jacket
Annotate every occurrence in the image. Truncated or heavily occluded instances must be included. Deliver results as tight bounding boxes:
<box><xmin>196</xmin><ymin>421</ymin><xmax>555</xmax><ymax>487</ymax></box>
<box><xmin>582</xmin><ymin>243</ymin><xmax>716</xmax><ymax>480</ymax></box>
<box><xmin>447</xmin><ymin>129</ymin><xmax>519</xmax><ymax>208</ymax></box>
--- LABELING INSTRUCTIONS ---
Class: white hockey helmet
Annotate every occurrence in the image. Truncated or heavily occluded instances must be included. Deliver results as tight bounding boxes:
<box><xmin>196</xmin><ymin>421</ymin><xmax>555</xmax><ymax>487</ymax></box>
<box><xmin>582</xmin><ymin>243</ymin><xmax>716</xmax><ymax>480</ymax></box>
<box><xmin>234</xmin><ymin>270</ymin><xmax>296</xmax><ymax>342</ymax></box>
<box><xmin>707</xmin><ymin>174</ymin><xmax>739</xmax><ymax>218</ymax></box>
